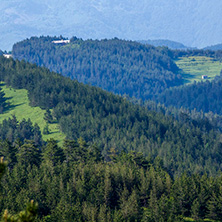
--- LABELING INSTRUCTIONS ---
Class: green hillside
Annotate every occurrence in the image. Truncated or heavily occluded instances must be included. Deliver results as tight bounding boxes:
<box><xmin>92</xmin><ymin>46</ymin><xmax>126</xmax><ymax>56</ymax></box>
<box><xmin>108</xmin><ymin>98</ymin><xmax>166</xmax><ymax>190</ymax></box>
<box><xmin>175</xmin><ymin>56</ymin><xmax>222</xmax><ymax>83</ymax></box>
<box><xmin>12</xmin><ymin>36</ymin><xmax>182</xmax><ymax>100</ymax></box>
<box><xmin>1</xmin><ymin>56</ymin><xmax>222</xmax><ymax>177</ymax></box>
<box><xmin>0</xmin><ymin>83</ymin><xmax>65</xmax><ymax>145</ymax></box>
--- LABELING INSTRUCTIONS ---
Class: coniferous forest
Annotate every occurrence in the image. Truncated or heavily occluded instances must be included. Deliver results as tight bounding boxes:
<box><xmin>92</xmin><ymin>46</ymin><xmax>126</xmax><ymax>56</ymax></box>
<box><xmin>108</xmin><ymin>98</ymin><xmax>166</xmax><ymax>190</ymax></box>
<box><xmin>0</xmin><ymin>36</ymin><xmax>222</xmax><ymax>221</ymax></box>
<box><xmin>12</xmin><ymin>36</ymin><xmax>182</xmax><ymax>100</ymax></box>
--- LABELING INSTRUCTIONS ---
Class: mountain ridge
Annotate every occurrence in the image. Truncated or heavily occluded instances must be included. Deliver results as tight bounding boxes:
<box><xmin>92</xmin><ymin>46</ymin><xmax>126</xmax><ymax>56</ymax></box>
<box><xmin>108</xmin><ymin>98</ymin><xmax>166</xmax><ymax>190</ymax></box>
<box><xmin>1</xmin><ymin>0</ymin><xmax>222</xmax><ymax>50</ymax></box>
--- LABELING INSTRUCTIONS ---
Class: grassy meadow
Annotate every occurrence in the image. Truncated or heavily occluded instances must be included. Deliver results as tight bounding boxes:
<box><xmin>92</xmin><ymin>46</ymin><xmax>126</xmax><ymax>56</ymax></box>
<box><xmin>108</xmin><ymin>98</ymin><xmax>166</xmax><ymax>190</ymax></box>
<box><xmin>175</xmin><ymin>56</ymin><xmax>222</xmax><ymax>84</ymax></box>
<box><xmin>0</xmin><ymin>83</ymin><xmax>65</xmax><ymax>145</ymax></box>
<box><xmin>183</xmin><ymin>218</ymin><xmax>220</xmax><ymax>222</ymax></box>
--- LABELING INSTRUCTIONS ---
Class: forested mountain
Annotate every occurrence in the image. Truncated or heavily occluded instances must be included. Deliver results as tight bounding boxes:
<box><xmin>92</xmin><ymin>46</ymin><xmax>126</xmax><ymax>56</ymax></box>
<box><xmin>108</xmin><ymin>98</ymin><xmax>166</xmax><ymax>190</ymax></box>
<box><xmin>138</xmin><ymin>39</ymin><xmax>191</xmax><ymax>50</ymax></box>
<box><xmin>163</xmin><ymin>47</ymin><xmax>222</xmax><ymax>61</ymax></box>
<box><xmin>155</xmin><ymin>70</ymin><xmax>222</xmax><ymax>116</ymax></box>
<box><xmin>12</xmin><ymin>36</ymin><xmax>182</xmax><ymax>100</ymax></box>
<box><xmin>204</xmin><ymin>44</ymin><xmax>222</xmax><ymax>51</ymax></box>
<box><xmin>1</xmin><ymin>56</ymin><xmax>222</xmax><ymax>177</ymax></box>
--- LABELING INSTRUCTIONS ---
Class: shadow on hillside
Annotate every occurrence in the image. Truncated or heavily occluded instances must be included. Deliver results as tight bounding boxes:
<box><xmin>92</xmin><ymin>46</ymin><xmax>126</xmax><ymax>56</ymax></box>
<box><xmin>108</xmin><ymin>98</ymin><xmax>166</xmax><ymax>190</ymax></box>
<box><xmin>3</xmin><ymin>99</ymin><xmax>25</xmax><ymax>114</ymax></box>
<box><xmin>48</xmin><ymin>130</ymin><xmax>61</xmax><ymax>135</ymax></box>
<box><xmin>180</xmin><ymin>71</ymin><xmax>194</xmax><ymax>84</ymax></box>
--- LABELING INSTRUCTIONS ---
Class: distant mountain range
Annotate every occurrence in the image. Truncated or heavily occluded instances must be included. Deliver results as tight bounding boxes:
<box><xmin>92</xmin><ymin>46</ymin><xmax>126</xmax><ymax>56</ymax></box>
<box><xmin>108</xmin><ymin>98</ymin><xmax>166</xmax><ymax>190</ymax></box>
<box><xmin>1</xmin><ymin>0</ymin><xmax>222</xmax><ymax>51</ymax></box>
<box><xmin>138</xmin><ymin>39</ymin><xmax>193</xmax><ymax>50</ymax></box>
<box><xmin>204</xmin><ymin>44</ymin><xmax>222</xmax><ymax>51</ymax></box>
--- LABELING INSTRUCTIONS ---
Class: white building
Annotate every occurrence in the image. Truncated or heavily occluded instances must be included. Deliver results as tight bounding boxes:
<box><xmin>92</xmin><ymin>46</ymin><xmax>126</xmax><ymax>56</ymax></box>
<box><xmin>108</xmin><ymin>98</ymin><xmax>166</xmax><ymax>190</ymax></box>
<box><xmin>202</xmin><ymin>75</ymin><xmax>208</xmax><ymax>80</ymax></box>
<box><xmin>3</xmin><ymin>54</ymin><xmax>12</xmax><ymax>59</ymax></box>
<box><xmin>52</xmin><ymin>39</ymin><xmax>70</xmax><ymax>44</ymax></box>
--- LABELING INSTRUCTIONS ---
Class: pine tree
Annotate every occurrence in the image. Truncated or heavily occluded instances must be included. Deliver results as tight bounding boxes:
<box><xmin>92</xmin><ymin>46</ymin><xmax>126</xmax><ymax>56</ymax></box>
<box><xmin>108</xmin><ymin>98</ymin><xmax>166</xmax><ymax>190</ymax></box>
<box><xmin>43</xmin><ymin>139</ymin><xmax>64</xmax><ymax>166</ymax></box>
<box><xmin>191</xmin><ymin>198</ymin><xmax>201</xmax><ymax>221</ymax></box>
<box><xmin>44</xmin><ymin>109</ymin><xmax>53</xmax><ymax>123</ymax></box>
<box><xmin>16</xmin><ymin>140</ymin><xmax>41</xmax><ymax>167</ymax></box>
<box><xmin>0</xmin><ymin>158</ymin><xmax>38</xmax><ymax>222</ymax></box>
<box><xmin>0</xmin><ymin>87</ymin><xmax>7</xmax><ymax>114</ymax></box>
<box><xmin>0</xmin><ymin>140</ymin><xmax>17</xmax><ymax>168</ymax></box>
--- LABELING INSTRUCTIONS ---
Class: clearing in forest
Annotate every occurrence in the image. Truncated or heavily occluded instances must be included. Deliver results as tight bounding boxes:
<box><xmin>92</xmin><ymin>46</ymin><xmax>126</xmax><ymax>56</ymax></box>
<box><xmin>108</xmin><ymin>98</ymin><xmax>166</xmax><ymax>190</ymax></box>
<box><xmin>175</xmin><ymin>56</ymin><xmax>222</xmax><ymax>84</ymax></box>
<box><xmin>0</xmin><ymin>84</ymin><xmax>65</xmax><ymax>145</ymax></box>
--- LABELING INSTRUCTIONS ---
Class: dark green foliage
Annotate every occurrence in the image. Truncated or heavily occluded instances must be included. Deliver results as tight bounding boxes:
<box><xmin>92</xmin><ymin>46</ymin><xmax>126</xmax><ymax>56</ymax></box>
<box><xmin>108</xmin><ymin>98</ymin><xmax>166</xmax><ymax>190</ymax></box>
<box><xmin>43</xmin><ymin>124</ymin><xmax>50</xmax><ymax>135</ymax></box>
<box><xmin>1</xmin><ymin>56</ymin><xmax>222</xmax><ymax>176</ymax></box>
<box><xmin>0</xmin><ymin>157</ymin><xmax>6</xmax><ymax>181</ymax></box>
<box><xmin>0</xmin><ymin>140</ymin><xmax>17</xmax><ymax>168</ymax></box>
<box><xmin>44</xmin><ymin>109</ymin><xmax>53</xmax><ymax>123</ymax></box>
<box><xmin>42</xmin><ymin>138</ymin><xmax>64</xmax><ymax>166</ymax></box>
<box><xmin>16</xmin><ymin>140</ymin><xmax>41</xmax><ymax>167</ymax></box>
<box><xmin>0</xmin><ymin>158</ymin><xmax>38</xmax><ymax>222</ymax></box>
<box><xmin>155</xmin><ymin>71</ymin><xmax>222</xmax><ymax>116</ymax></box>
<box><xmin>12</xmin><ymin>36</ymin><xmax>182</xmax><ymax>100</ymax></box>
<box><xmin>0</xmin><ymin>115</ymin><xmax>43</xmax><ymax>146</ymax></box>
<box><xmin>166</xmin><ymin>48</ymin><xmax>222</xmax><ymax>61</ymax></box>
<box><xmin>0</xmin><ymin>87</ymin><xmax>8</xmax><ymax>114</ymax></box>
<box><xmin>1</xmin><ymin>140</ymin><xmax>222</xmax><ymax>221</ymax></box>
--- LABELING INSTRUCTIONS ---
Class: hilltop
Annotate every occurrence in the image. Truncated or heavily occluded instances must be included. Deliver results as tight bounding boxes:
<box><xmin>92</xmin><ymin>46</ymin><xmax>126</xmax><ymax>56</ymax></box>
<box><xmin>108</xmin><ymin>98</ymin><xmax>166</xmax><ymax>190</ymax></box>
<box><xmin>204</xmin><ymin>43</ymin><xmax>222</xmax><ymax>51</ymax></box>
<box><xmin>12</xmin><ymin>36</ymin><xmax>182</xmax><ymax>100</ymax></box>
<box><xmin>138</xmin><ymin>39</ymin><xmax>191</xmax><ymax>50</ymax></box>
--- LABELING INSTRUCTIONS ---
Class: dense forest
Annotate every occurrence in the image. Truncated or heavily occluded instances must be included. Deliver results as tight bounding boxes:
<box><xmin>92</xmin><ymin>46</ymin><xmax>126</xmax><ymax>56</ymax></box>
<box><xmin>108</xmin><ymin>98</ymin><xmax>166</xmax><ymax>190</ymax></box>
<box><xmin>0</xmin><ymin>136</ymin><xmax>222</xmax><ymax>221</ymax></box>
<box><xmin>12</xmin><ymin>36</ymin><xmax>183</xmax><ymax>100</ymax></box>
<box><xmin>1</xmin><ymin>56</ymin><xmax>222</xmax><ymax>178</ymax></box>
<box><xmin>1</xmin><ymin>42</ymin><xmax>222</xmax><ymax>221</ymax></box>
<box><xmin>0</xmin><ymin>116</ymin><xmax>43</xmax><ymax>146</ymax></box>
<box><xmin>155</xmin><ymin>70</ymin><xmax>222</xmax><ymax>115</ymax></box>
<box><xmin>165</xmin><ymin>48</ymin><xmax>222</xmax><ymax>61</ymax></box>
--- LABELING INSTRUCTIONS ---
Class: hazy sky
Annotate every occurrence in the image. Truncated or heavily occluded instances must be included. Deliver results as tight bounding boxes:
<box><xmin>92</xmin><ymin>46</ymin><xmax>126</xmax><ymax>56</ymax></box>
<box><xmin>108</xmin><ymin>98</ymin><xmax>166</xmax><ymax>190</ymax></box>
<box><xmin>1</xmin><ymin>0</ymin><xmax>222</xmax><ymax>50</ymax></box>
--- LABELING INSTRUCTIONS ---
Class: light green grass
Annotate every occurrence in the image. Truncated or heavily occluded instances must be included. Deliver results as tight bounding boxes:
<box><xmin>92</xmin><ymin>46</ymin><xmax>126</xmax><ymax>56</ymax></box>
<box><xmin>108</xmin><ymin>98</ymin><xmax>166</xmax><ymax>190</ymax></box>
<box><xmin>0</xmin><ymin>84</ymin><xmax>66</xmax><ymax>146</ymax></box>
<box><xmin>183</xmin><ymin>218</ymin><xmax>219</xmax><ymax>222</ymax></box>
<box><xmin>175</xmin><ymin>56</ymin><xmax>222</xmax><ymax>84</ymax></box>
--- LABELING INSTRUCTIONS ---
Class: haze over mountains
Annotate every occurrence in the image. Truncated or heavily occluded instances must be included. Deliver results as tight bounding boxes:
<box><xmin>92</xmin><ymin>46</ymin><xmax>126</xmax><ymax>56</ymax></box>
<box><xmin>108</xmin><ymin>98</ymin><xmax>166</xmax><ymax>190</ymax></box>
<box><xmin>1</xmin><ymin>0</ymin><xmax>222</xmax><ymax>51</ymax></box>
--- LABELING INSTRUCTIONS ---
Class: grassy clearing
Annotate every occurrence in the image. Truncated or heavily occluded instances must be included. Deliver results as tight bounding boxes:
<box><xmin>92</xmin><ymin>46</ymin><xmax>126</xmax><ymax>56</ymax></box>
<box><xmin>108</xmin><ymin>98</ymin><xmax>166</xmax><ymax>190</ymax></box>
<box><xmin>0</xmin><ymin>84</ymin><xmax>66</xmax><ymax>146</ymax></box>
<box><xmin>175</xmin><ymin>56</ymin><xmax>222</xmax><ymax>84</ymax></box>
<box><xmin>183</xmin><ymin>218</ymin><xmax>219</xmax><ymax>222</ymax></box>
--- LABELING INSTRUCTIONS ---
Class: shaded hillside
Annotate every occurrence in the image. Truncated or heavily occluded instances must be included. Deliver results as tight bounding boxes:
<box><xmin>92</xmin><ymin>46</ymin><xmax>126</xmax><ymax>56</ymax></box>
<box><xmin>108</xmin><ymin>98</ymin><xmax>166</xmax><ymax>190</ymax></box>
<box><xmin>155</xmin><ymin>70</ymin><xmax>222</xmax><ymax>115</ymax></box>
<box><xmin>1</xmin><ymin>56</ymin><xmax>222</xmax><ymax>176</ymax></box>
<box><xmin>12</xmin><ymin>36</ymin><xmax>182</xmax><ymax>100</ymax></box>
<box><xmin>204</xmin><ymin>43</ymin><xmax>222</xmax><ymax>51</ymax></box>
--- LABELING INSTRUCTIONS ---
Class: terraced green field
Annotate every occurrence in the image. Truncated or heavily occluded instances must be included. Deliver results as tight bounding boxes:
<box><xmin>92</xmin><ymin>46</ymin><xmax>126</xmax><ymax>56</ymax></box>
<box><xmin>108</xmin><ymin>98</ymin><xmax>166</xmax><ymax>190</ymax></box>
<box><xmin>183</xmin><ymin>218</ymin><xmax>219</xmax><ymax>222</ymax></box>
<box><xmin>0</xmin><ymin>84</ymin><xmax>65</xmax><ymax>145</ymax></box>
<box><xmin>175</xmin><ymin>56</ymin><xmax>222</xmax><ymax>84</ymax></box>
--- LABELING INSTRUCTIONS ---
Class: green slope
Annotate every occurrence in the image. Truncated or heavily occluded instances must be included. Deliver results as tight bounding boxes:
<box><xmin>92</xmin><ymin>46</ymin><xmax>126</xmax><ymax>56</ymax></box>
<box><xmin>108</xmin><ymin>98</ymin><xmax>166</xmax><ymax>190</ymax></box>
<box><xmin>175</xmin><ymin>56</ymin><xmax>222</xmax><ymax>84</ymax></box>
<box><xmin>0</xmin><ymin>83</ymin><xmax>65</xmax><ymax>145</ymax></box>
